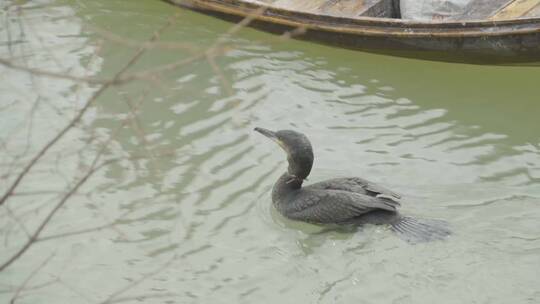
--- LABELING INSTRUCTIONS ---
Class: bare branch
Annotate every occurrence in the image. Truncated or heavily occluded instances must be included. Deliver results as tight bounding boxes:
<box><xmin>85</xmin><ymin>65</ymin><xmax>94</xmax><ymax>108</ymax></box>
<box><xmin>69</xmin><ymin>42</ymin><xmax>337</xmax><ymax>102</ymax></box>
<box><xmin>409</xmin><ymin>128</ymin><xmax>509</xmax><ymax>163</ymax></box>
<box><xmin>0</xmin><ymin>13</ymin><xmax>183</xmax><ymax>269</ymax></box>
<box><xmin>0</xmin><ymin>3</ymin><xmax>289</xmax><ymax>301</ymax></box>
<box><xmin>0</xmin><ymin>14</ymin><xmax>177</xmax><ymax>207</ymax></box>
<box><xmin>0</xmin><ymin>147</ymin><xmax>176</xmax><ymax>272</ymax></box>
<box><xmin>0</xmin><ymin>158</ymin><xmax>113</xmax><ymax>272</ymax></box>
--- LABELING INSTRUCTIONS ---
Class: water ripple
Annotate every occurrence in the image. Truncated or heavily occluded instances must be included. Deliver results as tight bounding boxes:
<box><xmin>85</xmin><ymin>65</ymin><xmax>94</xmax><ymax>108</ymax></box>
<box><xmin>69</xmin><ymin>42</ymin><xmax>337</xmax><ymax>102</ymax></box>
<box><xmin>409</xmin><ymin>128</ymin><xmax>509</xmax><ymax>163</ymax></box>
<box><xmin>3</xmin><ymin>2</ymin><xmax>540</xmax><ymax>303</ymax></box>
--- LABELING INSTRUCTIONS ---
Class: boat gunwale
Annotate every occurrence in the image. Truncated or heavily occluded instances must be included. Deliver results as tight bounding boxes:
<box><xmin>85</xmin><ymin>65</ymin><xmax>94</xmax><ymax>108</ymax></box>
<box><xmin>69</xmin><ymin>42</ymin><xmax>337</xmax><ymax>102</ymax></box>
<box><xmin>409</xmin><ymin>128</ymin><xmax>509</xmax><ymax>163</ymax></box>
<box><xmin>169</xmin><ymin>0</ymin><xmax>540</xmax><ymax>37</ymax></box>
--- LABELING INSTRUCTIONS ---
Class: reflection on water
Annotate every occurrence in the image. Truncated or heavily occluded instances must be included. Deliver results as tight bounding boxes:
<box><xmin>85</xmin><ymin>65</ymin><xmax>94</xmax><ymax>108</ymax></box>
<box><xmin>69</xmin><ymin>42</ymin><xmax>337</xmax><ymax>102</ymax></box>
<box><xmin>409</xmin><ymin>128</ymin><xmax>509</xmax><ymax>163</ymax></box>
<box><xmin>1</xmin><ymin>0</ymin><xmax>540</xmax><ymax>303</ymax></box>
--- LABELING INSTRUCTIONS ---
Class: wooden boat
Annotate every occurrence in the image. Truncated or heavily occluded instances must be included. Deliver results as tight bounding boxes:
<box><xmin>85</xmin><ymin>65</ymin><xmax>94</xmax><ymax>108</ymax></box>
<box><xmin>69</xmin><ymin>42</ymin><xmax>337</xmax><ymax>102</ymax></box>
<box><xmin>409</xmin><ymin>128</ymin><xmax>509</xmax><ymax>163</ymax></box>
<box><xmin>166</xmin><ymin>0</ymin><xmax>540</xmax><ymax>64</ymax></box>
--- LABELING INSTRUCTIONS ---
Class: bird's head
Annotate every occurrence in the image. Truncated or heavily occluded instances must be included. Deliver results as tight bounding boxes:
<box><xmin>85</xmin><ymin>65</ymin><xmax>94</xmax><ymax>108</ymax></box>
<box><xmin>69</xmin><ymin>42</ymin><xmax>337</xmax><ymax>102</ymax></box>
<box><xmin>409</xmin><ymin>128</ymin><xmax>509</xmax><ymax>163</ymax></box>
<box><xmin>254</xmin><ymin>127</ymin><xmax>314</xmax><ymax>181</ymax></box>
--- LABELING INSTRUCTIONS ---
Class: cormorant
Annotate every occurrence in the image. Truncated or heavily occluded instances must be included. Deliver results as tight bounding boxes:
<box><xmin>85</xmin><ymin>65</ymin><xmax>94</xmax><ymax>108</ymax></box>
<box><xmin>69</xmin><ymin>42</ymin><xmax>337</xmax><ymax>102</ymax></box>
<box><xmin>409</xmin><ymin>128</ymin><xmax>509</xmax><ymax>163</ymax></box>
<box><xmin>254</xmin><ymin>127</ymin><xmax>450</xmax><ymax>243</ymax></box>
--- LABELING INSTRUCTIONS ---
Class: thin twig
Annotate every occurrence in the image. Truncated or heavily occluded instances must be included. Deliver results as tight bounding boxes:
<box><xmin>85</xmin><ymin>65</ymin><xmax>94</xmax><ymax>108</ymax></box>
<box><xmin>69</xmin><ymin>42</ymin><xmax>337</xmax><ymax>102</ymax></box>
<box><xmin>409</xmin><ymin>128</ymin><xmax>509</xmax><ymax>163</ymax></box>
<box><xmin>206</xmin><ymin>53</ymin><xmax>233</xmax><ymax>96</ymax></box>
<box><xmin>121</xmin><ymin>87</ymin><xmax>153</xmax><ymax>159</ymax></box>
<box><xmin>99</xmin><ymin>254</ymin><xmax>178</xmax><ymax>304</ymax></box>
<box><xmin>9</xmin><ymin>252</ymin><xmax>56</xmax><ymax>304</ymax></box>
<box><xmin>202</xmin><ymin>7</ymin><xmax>266</xmax><ymax>95</ymax></box>
<box><xmin>0</xmin><ymin>279</ymin><xmax>58</xmax><ymax>295</ymax></box>
<box><xmin>107</xmin><ymin>292</ymin><xmax>178</xmax><ymax>304</ymax></box>
<box><xmin>0</xmin><ymin>83</ymin><xmax>106</xmax><ymax>208</ymax></box>
<box><xmin>2</xmin><ymin>204</ymin><xmax>31</xmax><ymax>238</ymax></box>
<box><xmin>206</xmin><ymin>7</ymin><xmax>267</xmax><ymax>53</ymax></box>
<box><xmin>36</xmin><ymin>223</ymin><xmax>117</xmax><ymax>242</ymax></box>
<box><xmin>90</xmin><ymin>25</ymin><xmax>200</xmax><ymax>52</ymax></box>
<box><xmin>57</xmin><ymin>278</ymin><xmax>95</xmax><ymax>303</ymax></box>
<box><xmin>0</xmin><ymin>57</ymin><xmax>123</xmax><ymax>85</ymax></box>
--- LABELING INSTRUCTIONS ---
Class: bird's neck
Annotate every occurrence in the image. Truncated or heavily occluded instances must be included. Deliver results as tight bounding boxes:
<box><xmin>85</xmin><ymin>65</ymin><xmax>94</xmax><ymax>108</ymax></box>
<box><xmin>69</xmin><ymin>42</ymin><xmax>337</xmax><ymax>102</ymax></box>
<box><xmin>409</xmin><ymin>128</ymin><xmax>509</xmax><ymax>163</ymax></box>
<box><xmin>272</xmin><ymin>172</ymin><xmax>303</xmax><ymax>204</ymax></box>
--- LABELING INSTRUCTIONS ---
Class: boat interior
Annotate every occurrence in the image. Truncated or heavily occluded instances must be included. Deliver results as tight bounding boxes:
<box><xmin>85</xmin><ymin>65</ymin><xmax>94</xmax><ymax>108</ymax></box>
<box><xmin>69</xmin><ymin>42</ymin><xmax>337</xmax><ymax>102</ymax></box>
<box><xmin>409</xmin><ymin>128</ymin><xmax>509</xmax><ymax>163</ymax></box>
<box><xmin>247</xmin><ymin>0</ymin><xmax>540</xmax><ymax>21</ymax></box>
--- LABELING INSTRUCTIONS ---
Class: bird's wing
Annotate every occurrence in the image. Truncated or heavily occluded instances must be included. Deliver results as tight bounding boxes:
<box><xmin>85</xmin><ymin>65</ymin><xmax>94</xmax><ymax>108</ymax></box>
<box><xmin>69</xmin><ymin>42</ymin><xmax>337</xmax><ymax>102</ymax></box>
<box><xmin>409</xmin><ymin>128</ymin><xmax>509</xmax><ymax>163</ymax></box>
<box><xmin>284</xmin><ymin>189</ymin><xmax>399</xmax><ymax>224</ymax></box>
<box><xmin>306</xmin><ymin>177</ymin><xmax>401</xmax><ymax>201</ymax></box>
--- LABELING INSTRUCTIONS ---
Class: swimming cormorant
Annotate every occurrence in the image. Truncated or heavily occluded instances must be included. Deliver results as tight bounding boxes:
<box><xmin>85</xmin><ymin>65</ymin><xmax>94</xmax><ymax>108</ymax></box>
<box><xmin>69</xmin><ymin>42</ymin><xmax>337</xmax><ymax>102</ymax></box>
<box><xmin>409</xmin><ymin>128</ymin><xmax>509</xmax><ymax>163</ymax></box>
<box><xmin>254</xmin><ymin>127</ymin><xmax>450</xmax><ymax>243</ymax></box>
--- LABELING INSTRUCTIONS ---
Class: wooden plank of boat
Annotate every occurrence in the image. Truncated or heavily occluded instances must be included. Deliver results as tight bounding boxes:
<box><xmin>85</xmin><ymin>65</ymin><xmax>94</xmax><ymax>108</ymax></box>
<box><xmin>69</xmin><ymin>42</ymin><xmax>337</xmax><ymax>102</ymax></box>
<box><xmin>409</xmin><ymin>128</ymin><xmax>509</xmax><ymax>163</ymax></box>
<box><xmin>165</xmin><ymin>0</ymin><xmax>540</xmax><ymax>64</ymax></box>
<box><xmin>247</xmin><ymin>0</ymin><xmax>394</xmax><ymax>18</ymax></box>
<box><xmin>451</xmin><ymin>0</ymin><xmax>513</xmax><ymax>20</ymax></box>
<box><xmin>491</xmin><ymin>0</ymin><xmax>540</xmax><ymax>20</ymax></box>
<box><xmin>270</xmin><ymin>0</ymin><xmax>370</xmax><ymax>17</ymax></box>
<box><xmin>526</xmin><ymin>3</ymin><xmax>540</xmax><ymax>16</ymax></box>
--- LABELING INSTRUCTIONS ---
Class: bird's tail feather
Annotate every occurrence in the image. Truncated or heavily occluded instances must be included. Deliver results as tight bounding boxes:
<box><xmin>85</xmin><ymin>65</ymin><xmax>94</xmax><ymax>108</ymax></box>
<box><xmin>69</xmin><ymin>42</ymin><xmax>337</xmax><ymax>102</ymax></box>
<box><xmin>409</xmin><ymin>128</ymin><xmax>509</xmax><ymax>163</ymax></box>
<box><xmin>390</xmin><ymin>216</ymin><xmax>450</xmax><ymax>243</ymax></box>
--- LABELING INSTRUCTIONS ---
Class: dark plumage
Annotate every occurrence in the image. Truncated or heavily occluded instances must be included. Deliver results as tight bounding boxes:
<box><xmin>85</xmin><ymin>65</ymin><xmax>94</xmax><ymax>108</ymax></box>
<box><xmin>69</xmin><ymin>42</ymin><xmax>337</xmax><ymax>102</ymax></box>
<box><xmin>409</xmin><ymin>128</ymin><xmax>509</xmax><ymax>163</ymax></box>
<box><xmin>254</xmin><ymin>127</ymin><xmax>450</xmax><ymax>243</ymax></box>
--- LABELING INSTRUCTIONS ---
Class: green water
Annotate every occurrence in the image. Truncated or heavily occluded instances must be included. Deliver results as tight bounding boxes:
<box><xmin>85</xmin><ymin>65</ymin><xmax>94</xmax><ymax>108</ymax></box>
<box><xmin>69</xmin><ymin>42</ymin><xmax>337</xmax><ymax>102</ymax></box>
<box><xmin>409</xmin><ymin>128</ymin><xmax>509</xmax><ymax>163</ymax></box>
<box><xmin>1</xmin><ymin>0</ymin><xmax>540</xmax><ymax>303</ymax></box>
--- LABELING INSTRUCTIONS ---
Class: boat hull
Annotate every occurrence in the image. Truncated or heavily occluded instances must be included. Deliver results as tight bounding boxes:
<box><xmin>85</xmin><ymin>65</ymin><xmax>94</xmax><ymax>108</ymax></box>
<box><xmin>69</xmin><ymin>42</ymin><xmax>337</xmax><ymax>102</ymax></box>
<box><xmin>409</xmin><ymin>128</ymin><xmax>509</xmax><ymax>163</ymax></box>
<box><xmin>167</xmin><ymin>0</ymin><xmax>540</xmax><ymax>64</ymax></box>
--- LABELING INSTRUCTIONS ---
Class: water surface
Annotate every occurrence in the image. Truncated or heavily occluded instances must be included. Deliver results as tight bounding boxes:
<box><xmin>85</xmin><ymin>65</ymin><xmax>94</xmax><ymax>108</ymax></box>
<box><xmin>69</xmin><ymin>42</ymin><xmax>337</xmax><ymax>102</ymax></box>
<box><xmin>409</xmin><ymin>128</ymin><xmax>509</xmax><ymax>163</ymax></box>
<box><xmin>1</xmin><ymin>0</ymin><xmax>540</xmax><ymax>303</ymax></box>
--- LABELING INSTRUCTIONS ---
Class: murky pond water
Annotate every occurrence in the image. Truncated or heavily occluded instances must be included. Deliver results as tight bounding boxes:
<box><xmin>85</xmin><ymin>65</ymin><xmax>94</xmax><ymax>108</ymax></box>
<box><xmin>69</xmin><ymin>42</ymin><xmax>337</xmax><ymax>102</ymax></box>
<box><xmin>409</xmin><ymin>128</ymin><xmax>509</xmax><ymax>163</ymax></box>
<box><xmin>1</xmin><ymin>0</ymin><xmax>540</xmax><ymax>303</ymax></box>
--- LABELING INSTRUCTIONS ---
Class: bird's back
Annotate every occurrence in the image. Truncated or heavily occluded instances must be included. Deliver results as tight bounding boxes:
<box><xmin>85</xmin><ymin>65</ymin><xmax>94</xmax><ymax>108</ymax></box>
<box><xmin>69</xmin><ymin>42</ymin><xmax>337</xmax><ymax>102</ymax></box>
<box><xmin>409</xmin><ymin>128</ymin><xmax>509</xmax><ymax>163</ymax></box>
<box><xmin>275</xmin><ymin>177</ymin><xmax>401</xmax><ymax>224</ymax></box>
<box><xmin>306</xmin><ymin>177</ymin><xmax>401</xmax><ymax>201</ymax></box>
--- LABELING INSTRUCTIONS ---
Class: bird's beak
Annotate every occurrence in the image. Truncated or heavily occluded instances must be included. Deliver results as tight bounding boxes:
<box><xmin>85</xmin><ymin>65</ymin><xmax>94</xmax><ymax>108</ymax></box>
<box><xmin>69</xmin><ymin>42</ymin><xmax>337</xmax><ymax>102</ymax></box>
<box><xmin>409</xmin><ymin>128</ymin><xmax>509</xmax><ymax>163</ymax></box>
<box><xmin>254</xmin><ymin>127</ymin><xmax>287</xmax><ymax>151</ymax></box>
<box><xmin>254</xmin><ymin>127</ymin><xmax>277</xmax><ymax>140</ymax></box>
